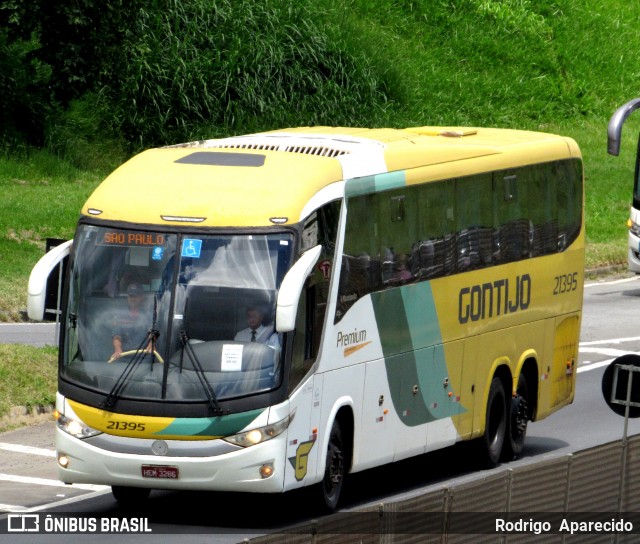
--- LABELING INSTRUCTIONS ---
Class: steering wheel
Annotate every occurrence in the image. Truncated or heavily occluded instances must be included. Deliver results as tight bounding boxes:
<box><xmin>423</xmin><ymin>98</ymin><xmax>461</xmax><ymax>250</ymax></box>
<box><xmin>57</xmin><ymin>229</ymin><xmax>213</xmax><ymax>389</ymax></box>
<box><xmin>108</xmin><ymin>349</ymin><xmax>165</xmax><ymax>364</ymax></box>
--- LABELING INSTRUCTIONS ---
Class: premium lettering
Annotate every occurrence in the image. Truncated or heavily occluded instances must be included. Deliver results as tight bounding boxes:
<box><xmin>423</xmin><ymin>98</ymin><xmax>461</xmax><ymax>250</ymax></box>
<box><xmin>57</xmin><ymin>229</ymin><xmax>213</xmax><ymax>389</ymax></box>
<box><xmin>337</xmin><ymin>328</ymin><xmax>367</xmax><ymax>347</ymax></box>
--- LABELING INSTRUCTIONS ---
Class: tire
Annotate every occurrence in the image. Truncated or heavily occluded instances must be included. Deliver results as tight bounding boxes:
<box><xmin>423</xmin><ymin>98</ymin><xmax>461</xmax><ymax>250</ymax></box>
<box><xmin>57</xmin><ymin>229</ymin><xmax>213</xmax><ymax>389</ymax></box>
<box><xmin>478</xmin><ymin>377</ymin><xmax>507</xmax><ymax>467</ymax></box>
<box><xmin>111</xmin><ymin>485</ymin><xmax>151</xmax><ymax>508</ymax></box>
<box><xmin>503</xmin><ymin>373</ymin><xmax>529</xmax><ymax>461</ymax></box>
<box><xmin>319</xmin><ymin>420</ymin><xmax>346</xmax><ymax>512</ymax></box>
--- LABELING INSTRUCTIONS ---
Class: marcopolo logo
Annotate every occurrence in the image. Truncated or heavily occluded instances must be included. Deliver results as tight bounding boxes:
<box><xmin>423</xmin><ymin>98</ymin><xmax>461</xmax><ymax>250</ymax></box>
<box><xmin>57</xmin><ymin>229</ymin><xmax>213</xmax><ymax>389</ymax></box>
<box><xmin>458</xmin><ymin>274</ymin><xmax>531</xmax><ymax>324</ymax></box>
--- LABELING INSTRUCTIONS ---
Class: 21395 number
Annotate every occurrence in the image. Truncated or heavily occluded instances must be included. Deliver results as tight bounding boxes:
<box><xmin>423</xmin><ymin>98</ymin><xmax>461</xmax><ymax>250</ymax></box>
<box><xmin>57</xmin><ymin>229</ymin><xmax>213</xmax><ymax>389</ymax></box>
<box><xmin>553</xmin><ymin>272</ymin><xmax>579</xmax><ymax>295</ymax></box>
<box><xmin>106</xmin><ymin>421</ymin><xmax>146</xmax><ymax>432</ymax></box>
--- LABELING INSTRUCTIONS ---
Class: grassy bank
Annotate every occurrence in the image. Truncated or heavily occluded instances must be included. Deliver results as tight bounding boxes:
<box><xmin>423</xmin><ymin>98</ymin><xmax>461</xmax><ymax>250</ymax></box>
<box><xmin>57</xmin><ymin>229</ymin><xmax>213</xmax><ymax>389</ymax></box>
<box><xmin>0</xmin><ymin>344</ymin><xmax>57</xmax><ymax>426</ymax></box>
<box><xmin>1</xmin><ymin>116</ymin><xmax>635</xmax><ymax>323</ymax></box>
<box><xmin>3</xmin><ymin>0</ymin><xmax>640</xmax><ymax>419</ymax></box>
<box><xmin>0</xmin><ymin>117</ymin><xmax>634</xmax><ymax>422</ymax></box>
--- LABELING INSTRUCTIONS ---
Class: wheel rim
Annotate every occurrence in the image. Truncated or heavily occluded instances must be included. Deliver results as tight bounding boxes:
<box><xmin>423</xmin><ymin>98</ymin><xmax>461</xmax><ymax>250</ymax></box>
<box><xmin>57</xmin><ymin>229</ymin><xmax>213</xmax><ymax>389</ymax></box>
<box><xmin>513</xmin><ymin>395</ymin><xmax>528</xmax><ymax>438</ymax></box>
<box><xmin>324</xmin><ymin>441</ymin><xmax>344</xmax><ymax>500</ymax></box>
<box><xmin>488</xmin><ymin>392</ymin><xmax>505</xmax><ymax>448</ymax></box>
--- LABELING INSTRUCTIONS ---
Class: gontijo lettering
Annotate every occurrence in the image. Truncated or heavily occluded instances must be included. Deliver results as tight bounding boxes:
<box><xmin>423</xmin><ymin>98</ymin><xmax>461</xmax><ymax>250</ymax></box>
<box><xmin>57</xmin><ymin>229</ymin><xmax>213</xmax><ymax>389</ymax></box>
<box><xmin>458</xmin><ymin>274</ymin><xmax>531</xmax><ymax>324</ymax></box>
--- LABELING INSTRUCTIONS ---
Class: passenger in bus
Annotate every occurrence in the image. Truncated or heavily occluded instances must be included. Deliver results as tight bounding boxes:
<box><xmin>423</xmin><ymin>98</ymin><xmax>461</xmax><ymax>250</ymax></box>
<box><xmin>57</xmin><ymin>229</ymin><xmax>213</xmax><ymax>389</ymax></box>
<box><xmin>234</xmin><ymin>305</ymin><xmax>279</xmax><ymax>348</ymax></box>
<box><xmin>390</xmin><ymin>253</ymin><xmax>414</xmax><ymax>284</ymax></box>
<box><xmin>110</xmin><ymin>283</ymin><xmax>153</xmax><ymax>360</ymax></box>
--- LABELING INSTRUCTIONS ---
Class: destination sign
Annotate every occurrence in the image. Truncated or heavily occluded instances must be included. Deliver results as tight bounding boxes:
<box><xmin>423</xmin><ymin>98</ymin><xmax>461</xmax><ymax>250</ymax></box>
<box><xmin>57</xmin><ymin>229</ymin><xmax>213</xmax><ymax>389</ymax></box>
<box><xmin>100</xmin><ymin>231</ymin><xmax>165</xmax><ymax>247</ymax></box>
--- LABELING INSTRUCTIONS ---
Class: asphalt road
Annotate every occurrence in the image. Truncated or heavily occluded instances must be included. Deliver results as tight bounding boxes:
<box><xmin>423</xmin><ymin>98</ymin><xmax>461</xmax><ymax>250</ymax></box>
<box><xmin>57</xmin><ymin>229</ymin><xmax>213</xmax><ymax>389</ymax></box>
<box><xmin>2</xmin><ymin>273</ymin><xmax>640</xmax><ymax>542</ymax></box>
<box><xmin>0</xmin><ymin>323</ymin><xmax>58</xmax><ymax>347</ymax></box>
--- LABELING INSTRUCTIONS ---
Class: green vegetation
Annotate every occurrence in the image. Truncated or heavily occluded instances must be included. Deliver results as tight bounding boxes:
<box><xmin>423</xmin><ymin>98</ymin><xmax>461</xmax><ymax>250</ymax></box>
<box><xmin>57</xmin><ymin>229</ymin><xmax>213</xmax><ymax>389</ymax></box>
<box><xmin>0</xmin><ymin>151</ymin><xmax>108</xmax><ymax>321</ymax></box>
<box><xmin>0</xmin><ymin>344</ymin><xmax>57</xmax><ymax>418</ymax></box>
<box><xmin>3</xmin><ymin>0</ymin><xmax>640</xmax><ymax>415</ymax></box>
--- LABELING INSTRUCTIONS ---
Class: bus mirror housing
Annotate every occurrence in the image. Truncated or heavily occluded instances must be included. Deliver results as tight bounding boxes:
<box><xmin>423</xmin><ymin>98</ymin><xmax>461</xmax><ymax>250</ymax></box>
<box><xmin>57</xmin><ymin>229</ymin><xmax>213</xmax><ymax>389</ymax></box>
<box><xmin>607</xmin><ymin>98</ymin><xmax>640</xmax><ymax>156</ymax></box>
<box><xmin>27</xmin><ymin>239</ymin><xmax>73</xmax><ymax>321</ymax></box>
<box><xmin>276</xmin><ymin>245</ymin><xmax>322</xmax><ymax>333</ymax></box>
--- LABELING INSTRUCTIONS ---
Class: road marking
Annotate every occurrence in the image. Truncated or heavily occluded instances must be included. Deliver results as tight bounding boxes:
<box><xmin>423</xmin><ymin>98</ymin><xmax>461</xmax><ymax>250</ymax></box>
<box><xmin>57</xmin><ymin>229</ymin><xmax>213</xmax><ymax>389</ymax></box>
<box><xmin>585</xmin><ymin>276</ymin><xmax>639</xmax><ymax>288</ymax></box>
<box><xmin>2</xmin><ymin>488</ymin><xmax>113</xmax><ymax>514</ymax></box>
<box><xmin>578</xmin><ymin>359</ymin><xmax>617</xmax><ymax>373</ymax></box>
<box><xmin>0</xmin><ymin>442</ymin><xmax>55</xmax><ymax>457</ymax></box>
<box><xmin>0</xmin><ymin>473</ymin><xmax>107</xmax><ymax>491</ymax></box>
<box><xmin>579</xmin><ymin>347</ymin><xmax>633</xmax><ymax>358</ymax></box>
<box><xmin>0</xmin><ymin>503</ymin><xmax>32</xmax><ymax>513</ymax></box>
<box><xmin>578</xmin><ymin>336</ymin><xmax>640</xmax><ymax>372</ymax></box>
<box><xmin>580</xmin><ymin>336</ymin><xmax>640</xmax><ymax>346</ymax></box>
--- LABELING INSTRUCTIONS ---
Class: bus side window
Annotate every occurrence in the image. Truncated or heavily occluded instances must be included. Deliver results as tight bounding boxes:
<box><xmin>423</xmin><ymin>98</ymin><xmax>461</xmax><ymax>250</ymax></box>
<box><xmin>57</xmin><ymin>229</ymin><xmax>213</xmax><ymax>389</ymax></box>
<box><xmin>556</xmin><ymin>160</ymin><xmax>583</xmax><ymax>250</ymax></box>
<box><xmin>291</xmin><ymin>202</ymin><xmax>340</xmax><ymax>390</ymax></box>
<box><xmin>455</xmin><ymin>173</ymin><xmax>493</xmax><ymax>271</ymax></box>
<box><xmin>527</xmin><ymin>164</ymin><xmax>557</xmax><ymax>257</ymax></box>
<box><xmin>493</xmin><ymin>172</ymin><xmax>530</xmax><ymax>263</ymax></box>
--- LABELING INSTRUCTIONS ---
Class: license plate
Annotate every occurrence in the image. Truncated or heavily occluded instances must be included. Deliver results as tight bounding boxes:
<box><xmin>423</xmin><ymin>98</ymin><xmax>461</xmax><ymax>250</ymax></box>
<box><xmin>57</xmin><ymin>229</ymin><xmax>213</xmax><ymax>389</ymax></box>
<box><xmin>141</xmin><ymin>465</ymin><xmax>179</xmax><ymax>479</ymax></box>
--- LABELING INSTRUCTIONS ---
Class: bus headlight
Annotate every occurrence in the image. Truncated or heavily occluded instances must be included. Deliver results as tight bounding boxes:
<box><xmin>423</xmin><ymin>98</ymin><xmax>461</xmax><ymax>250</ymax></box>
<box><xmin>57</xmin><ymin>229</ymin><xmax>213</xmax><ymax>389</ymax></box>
<box><xmin>55</xmin><ymin>410</ymin><xmax>101</xmax><ymax>439</ymax></box>
<box><xmin>222</xmin><ymin>416</ymin><xmax>290</xmax><ymax>448</ymax></box>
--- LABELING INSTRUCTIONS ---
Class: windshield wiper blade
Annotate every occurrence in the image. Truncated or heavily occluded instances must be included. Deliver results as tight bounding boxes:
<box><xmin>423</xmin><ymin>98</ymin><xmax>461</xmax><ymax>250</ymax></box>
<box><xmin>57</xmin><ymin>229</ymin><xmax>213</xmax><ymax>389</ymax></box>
<box><xmin>103</xmin><ymin>295</ymin><xmax>161</xmax><ymax>409</ymax></box>
<box><xmin>102</xmin><ymin>330</ymin><xmax>155</xmax><ymax>409</ymax></box>
<box><xmin>179</xmin><ymin>330</ymin><xmax>223</xmax><ymax>415</ymax></box>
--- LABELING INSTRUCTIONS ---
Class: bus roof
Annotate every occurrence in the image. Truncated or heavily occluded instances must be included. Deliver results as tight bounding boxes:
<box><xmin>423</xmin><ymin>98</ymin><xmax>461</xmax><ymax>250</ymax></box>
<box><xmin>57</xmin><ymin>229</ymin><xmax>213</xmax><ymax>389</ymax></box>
<box><xmin>82</xmin><ymin>126</ymin><xmax>580</xmax><ymax>228</ymax></box>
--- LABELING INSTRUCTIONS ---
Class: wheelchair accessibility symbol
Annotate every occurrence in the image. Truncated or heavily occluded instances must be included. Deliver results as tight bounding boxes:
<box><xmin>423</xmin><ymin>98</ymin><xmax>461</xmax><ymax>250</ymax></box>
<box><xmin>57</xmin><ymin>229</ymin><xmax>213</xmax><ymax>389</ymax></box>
<box><xmin>181</xmin><ymin>239</ymin><xmax>202</xmax><ymax>258</ymax></box>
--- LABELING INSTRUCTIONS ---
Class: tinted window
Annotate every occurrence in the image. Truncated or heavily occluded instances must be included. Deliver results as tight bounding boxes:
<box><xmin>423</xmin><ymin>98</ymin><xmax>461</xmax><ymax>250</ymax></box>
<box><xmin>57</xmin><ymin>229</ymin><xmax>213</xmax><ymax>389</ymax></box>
<box><xmin>336</xmin><ymin>159</ymin><xmax>582</xmax><ymax>321</ymax></box>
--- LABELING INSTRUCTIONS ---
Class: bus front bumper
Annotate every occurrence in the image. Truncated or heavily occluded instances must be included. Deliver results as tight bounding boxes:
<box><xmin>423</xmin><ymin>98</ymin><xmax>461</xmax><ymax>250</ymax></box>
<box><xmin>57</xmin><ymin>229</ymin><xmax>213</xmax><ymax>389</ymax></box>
<box><xmin>55</xmin><ymin>426</ymin><xmax>287</xmax><ymax>493</ymax></box>
<box><xmin>628</xmin><ymin>230</ymin><xmax>640</xmax><ymax>273</ymax></box>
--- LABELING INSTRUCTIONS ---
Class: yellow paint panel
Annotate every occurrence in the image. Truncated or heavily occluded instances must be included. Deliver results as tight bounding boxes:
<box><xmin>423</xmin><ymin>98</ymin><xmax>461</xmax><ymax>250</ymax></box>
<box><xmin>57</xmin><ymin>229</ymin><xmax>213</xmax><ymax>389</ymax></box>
<box><xmin>83</xmin><ymin>148</ymin><xmax>344</xmax><ymax>227</ymax></box>
<box><xmin>81</xmin><ymin>126</ymin><xmax>581</xmax><ymax>229</ymax></box>
<box><xmin>430</xmin><ymin>245</ymin><xmax>584</xmax><ymax>345</ymax></box>
<box><xmin>68</xmin><ymin>399</ymin><xmax>175</xmax><ymax>438</ymax></box>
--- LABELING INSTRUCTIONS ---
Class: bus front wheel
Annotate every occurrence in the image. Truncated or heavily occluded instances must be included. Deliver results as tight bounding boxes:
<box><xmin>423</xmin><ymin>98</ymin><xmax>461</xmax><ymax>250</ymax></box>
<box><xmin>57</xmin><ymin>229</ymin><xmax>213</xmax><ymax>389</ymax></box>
<box><xmin>319</xmin><ymin>420</ymin><xmax>345</xmax><ymax>512</ymax></box>
<box><xmin>478</xmin><ymin>377</ymin><xmax>507</xmax><ymax>467</ymax></box>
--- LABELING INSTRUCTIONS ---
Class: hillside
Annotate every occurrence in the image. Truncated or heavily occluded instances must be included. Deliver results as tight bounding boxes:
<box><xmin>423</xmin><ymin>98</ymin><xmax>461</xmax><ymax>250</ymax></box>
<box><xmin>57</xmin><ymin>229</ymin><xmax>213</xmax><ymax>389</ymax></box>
<box><xmin>2</xmin><ymin>0</ymin><xmax>640</xmax><ymax>320</ymax></box>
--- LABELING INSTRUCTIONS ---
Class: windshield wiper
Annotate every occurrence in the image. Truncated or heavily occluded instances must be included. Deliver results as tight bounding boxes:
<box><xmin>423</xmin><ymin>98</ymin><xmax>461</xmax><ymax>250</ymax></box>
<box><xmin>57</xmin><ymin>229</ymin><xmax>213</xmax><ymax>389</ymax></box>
<box><xmin>102</xmin><ymin>296</ymin><xmax>161</xmax><ymax>409</ymax></box>
<box><xmin>178</xmin><ymin>330</ymin><xmax>224</xmax><ymax>415</ymax></box>
<box><xmin>102</xmin><ymin>330</ymin><xmax>156</xmax><ymax>408</ymax></box>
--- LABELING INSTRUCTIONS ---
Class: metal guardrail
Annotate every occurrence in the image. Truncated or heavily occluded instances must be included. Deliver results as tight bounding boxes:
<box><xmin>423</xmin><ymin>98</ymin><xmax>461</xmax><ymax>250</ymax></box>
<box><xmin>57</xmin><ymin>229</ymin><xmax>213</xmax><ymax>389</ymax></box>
<box><xmin>250</xmin><ymin>435</ymin><xmax>640</xmax><ymax>543</ymax></box>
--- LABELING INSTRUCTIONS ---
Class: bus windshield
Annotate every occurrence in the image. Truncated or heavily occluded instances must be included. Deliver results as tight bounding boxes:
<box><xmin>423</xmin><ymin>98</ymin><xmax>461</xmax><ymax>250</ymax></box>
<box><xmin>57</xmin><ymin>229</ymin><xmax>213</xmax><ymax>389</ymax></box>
<box><xmin>62</xmin><ymin>224</ymin><xmax>294</xmax><ymax>406</ymax></box>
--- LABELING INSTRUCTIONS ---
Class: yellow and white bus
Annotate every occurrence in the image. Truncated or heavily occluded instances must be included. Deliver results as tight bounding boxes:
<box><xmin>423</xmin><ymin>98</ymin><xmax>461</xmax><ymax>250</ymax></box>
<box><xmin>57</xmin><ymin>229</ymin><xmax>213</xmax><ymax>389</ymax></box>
<box><xmin>608</xmin><ymin>99</ymin><xmax>640</xmax><ymax>273</ymax></box>
<box><xmin>28</xmin><ymin>125</ymin><xmax>583</xmax><ymax>511</ymax></box>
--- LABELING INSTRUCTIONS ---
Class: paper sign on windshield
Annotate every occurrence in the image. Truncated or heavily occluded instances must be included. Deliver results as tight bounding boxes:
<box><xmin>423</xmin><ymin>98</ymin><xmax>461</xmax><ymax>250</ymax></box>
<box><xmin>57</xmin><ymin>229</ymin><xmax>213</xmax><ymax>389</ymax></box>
<box><xmin>221</xmin><ymin>344</ymin><xmax>243</xmax><ymax>372</ymax></box>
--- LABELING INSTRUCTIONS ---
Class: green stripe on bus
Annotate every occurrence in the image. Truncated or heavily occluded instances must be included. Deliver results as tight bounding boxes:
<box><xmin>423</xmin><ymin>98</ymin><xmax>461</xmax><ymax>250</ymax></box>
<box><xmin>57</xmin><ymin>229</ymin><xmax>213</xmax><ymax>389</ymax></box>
<box><xmin>371</xmin><ymin>283</ymin><xmax>465</xmax><ymax>425</ymax></box>
<box><xmin>345</xmin><ymin>171</ymin><xmax>406</xmax><ymax>197</ymax></box>
<box><xmin>155</xmin><ymin>408</ymin><xmax>265</xmax><ymax>437</ymax></box>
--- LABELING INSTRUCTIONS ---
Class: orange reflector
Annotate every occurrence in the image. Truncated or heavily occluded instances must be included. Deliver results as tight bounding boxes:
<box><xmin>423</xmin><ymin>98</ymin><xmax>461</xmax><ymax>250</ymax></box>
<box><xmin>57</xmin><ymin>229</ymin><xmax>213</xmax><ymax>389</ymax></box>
<box><xmin>259</xmin><ymin>464</ymin><xmax>274</xmax><ymax>479</ymax></box>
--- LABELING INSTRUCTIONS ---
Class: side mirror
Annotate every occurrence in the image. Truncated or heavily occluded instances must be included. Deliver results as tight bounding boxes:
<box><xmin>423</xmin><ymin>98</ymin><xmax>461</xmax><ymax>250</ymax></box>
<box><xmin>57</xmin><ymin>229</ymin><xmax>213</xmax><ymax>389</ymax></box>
<box><xmin>607</xmin><ymin>98</ymin><xmax>640</xmax><ymax>156</ymax></box>
<box><xmin>276</xmin><ymin>245</ymin><xmax>322</xmax><ymax>333</ymax></box>
<box><xmin>27</xmin><ymin>239</ymin><xmax>73</xmax><ymax>321</ymax></box>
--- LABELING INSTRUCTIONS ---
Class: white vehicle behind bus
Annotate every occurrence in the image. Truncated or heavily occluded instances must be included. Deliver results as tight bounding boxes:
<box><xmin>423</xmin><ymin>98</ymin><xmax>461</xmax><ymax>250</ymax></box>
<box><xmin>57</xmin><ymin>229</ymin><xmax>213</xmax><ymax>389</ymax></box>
<box><xmin>608</xmin><ymin>99</ymin><xmax>640</xmax><ymax>272</ymax></box>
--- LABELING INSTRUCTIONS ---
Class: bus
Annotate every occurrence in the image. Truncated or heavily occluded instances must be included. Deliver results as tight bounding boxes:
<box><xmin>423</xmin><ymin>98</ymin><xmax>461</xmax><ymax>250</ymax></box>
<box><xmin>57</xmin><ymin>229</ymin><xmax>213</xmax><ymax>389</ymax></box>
<box><xmin>28</xmin><ymin>125</ymin><xmax>584</xmax><ymax>511</ymax></box>
<box><xmin>608</xmin><ymin>99</ymin><xmax>640</xmax><ymax>273</ymax></box>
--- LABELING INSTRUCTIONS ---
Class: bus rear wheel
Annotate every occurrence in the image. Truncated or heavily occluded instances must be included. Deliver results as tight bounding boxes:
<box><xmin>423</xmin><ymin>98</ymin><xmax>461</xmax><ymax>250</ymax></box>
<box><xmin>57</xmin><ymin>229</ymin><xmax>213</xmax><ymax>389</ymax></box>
<box><xmin>112</xmin><ymin>486</ymin><xmax>150</xmax><ymax>508</ymax></box>
<box><xmin>503</xmin><ymin>373</ymin><xmax>529</xmax><ymax>460</ymax></box>
<box><xmin>319</xmin><ymin>420</ymin><xmax>345</xmax><ymax>512</ymax></box>
<box><xmin>478</xmin><ymin>377</ymin><xmax>507</xmax><ymax>467</ymax></box>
